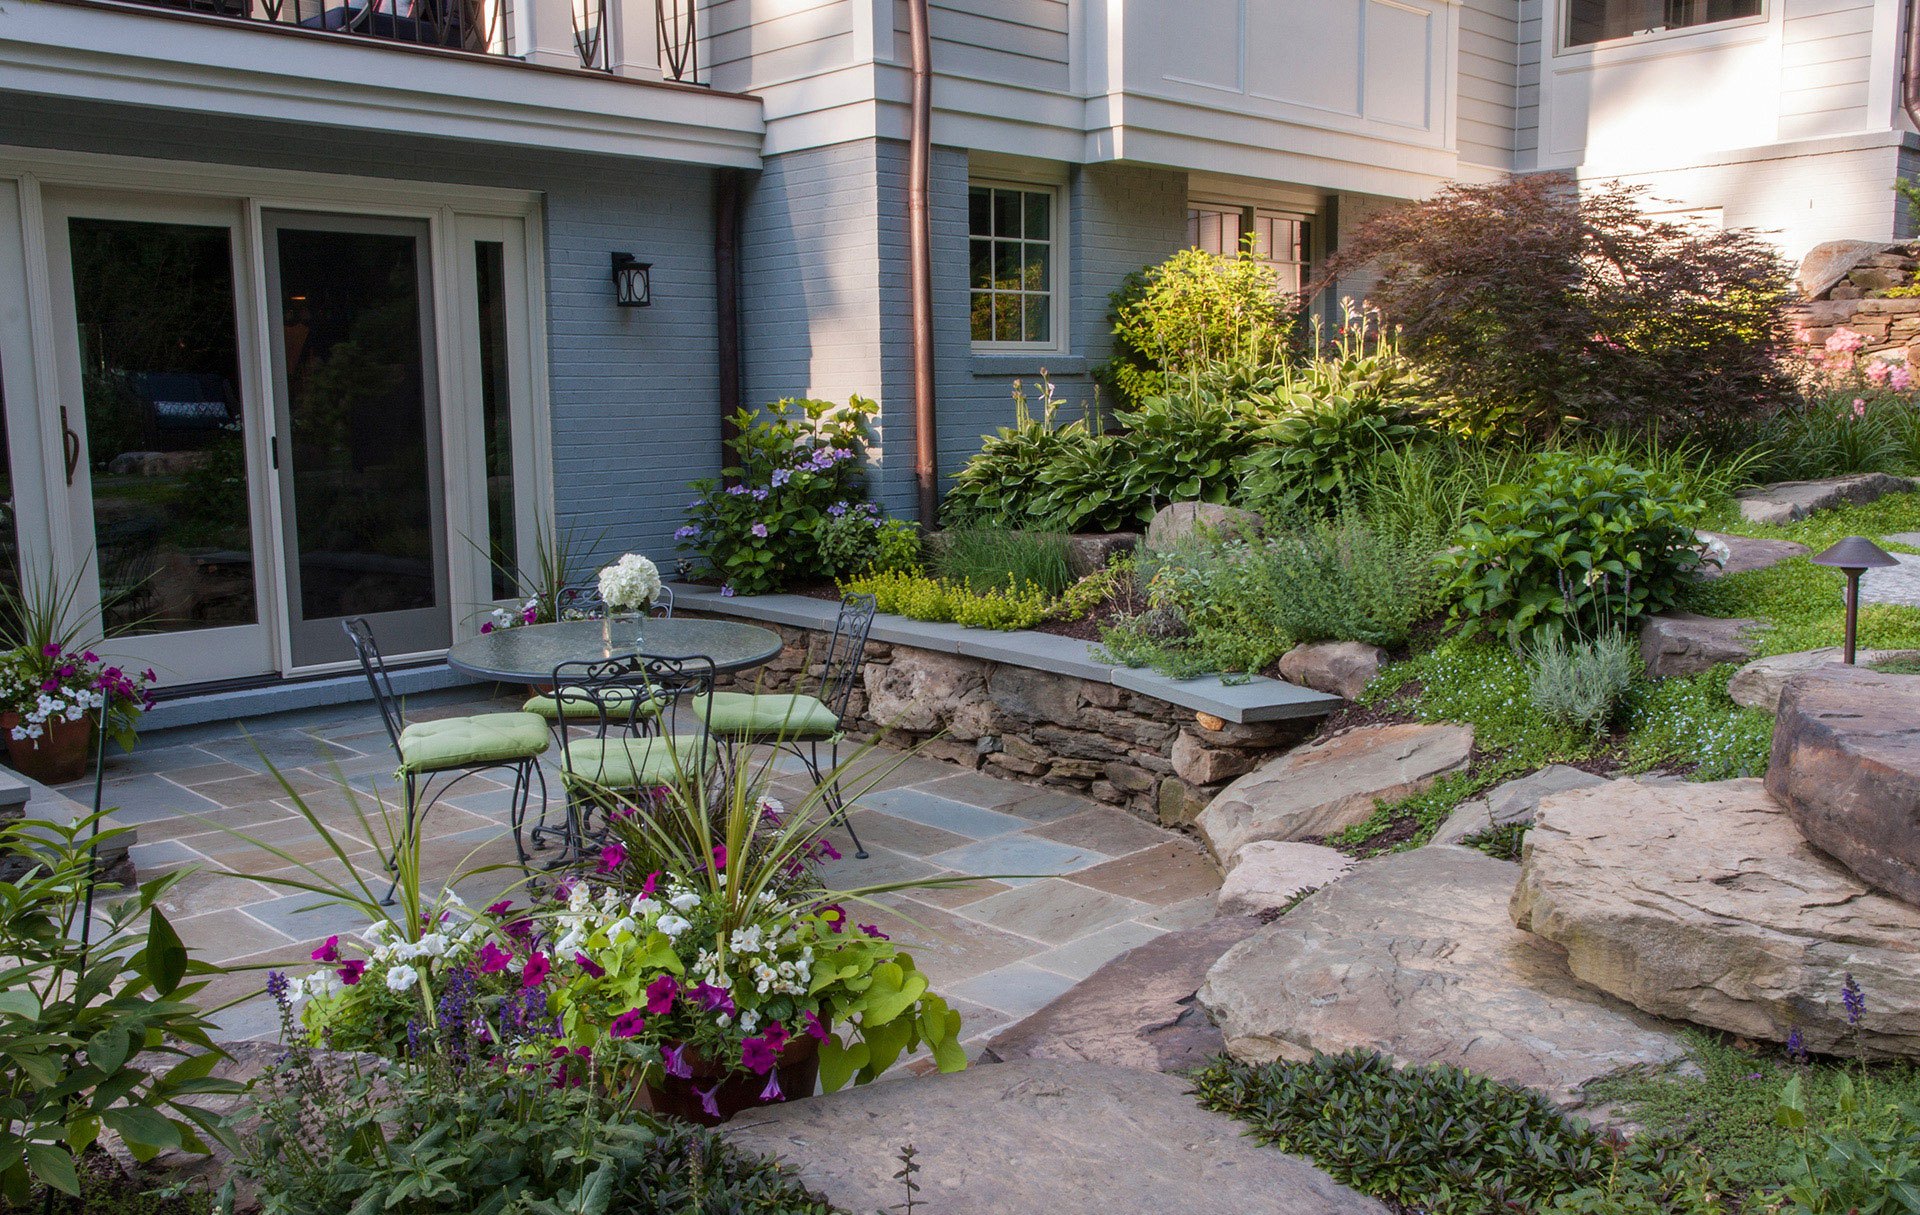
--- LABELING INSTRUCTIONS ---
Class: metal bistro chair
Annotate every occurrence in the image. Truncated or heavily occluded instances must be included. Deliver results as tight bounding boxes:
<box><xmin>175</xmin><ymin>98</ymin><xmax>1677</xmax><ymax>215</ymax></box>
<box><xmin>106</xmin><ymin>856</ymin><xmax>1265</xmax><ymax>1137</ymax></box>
<box><xmin>691</xmin><ymin>592</ymin><xmax>876</xmax><ymax>859</ymax></box>
<box><xmin>522</xmin><ymin>583</ymin><xmax>677</xmax><ymax>736</ymax></box>
<box><xmin>551</xmin><ymin>652</ymin><xmax>718</xmax><ymax>856</ymax></box>
<box><xmin>342</xmin><ymin>618</ymin><xmax>551</xmax><ymax>902</ymax></box>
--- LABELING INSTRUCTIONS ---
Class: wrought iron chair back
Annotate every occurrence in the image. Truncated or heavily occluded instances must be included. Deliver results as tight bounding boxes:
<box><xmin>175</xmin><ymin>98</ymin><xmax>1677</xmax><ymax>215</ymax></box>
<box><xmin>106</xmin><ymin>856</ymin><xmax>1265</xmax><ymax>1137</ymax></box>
<box><xmin>555</xmin><ymin>580</ymin><xmax>675</xmax><ymax>620</ymax></box>
<box><xmin>341</xmin><ymin>617</ymin><xmax>407</xmax><ymax>763</ymax></box>
<box><xmin>818</xmin><ymin>593</ymin><xmax>877</xmax><ymax>722</ymax></box>
<box><xmin>550</xmin><ymin>651</ymin><xmax>717</xmax><ymax>748</ymax></box>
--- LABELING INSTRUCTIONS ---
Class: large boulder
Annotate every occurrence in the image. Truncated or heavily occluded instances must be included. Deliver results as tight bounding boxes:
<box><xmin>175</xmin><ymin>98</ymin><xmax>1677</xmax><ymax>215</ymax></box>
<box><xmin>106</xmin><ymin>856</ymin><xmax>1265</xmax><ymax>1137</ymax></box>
<box><xmin>1277</xmin><ymin>641</ymin><xmax>1386</xmax><ymax>701</ymax></box>
<box><xmin>1199</xmin><ymin>847</ymin><xmax>1690</xmax><ymax>1109</ymax></box>
<box><xmin>1143</xmin><ymin>502</ymin><xmax>1264</xmax><ymax>553</ymax></box>
<box><xmin>984</xmin><ymin>916</ymin><xmax>1264</xmax><ymax>1073</ymax></box>
<box><xmin>724</xmin><ymin>1059</ymin><xmax>1387</xmax><ymax>1215</ymax></box>
<box><xmin>1429</xmin><ymin>765</ymin><xmax>1608</xmax><ymax>847</ymax></box>
<box><xmin>1768</xmin><ymin>666</ymin><xmax>1920</xmax><ymax>905</ymax></box>
<box><xmin>1195</xmin><ymin>723</ymin><xmax>1473</xmax><ymax>865</ymax></box>
<box><xmin>862</xmin><ymin>651</ymin><xmax>988</xmax><ymax>733</ymax></box>
<box><xmin>1735</xmin><ymin>473</ymin><xmax>1916</xmax><ymax>525</ymax></box>
<box><xmin>1797</xmin><ymin>240</ymin><xmax>1891</xmax><ymax>299</ymax></box>
<box><xmin>1728</xmin><ymin>648</ymin><xmax>1920</xmax><ymax>713</ymax></box>
<box><xmin>1512</xmin><ymin>778</ymin><xmax>1920</xmax><ymax>1059</ymax></box>
<box><xmin>1065</xmin><ymin>532</ymin><xmax>1139</xmax><ymax>578</ymax></box>
<box><xmin>1693</xmin><ymin>530</ymin><xmax>1811</xmax><ymax>580</ymax></box>
<box><xmin>1216</xmin><ymin>841</ymin><xmax>1354</xmax><ymax>917</ymax></box>
<box><xmin>1639</xmin><ymin>612</ymin><xmax>1759</xmax><ymax>679</ymax></box>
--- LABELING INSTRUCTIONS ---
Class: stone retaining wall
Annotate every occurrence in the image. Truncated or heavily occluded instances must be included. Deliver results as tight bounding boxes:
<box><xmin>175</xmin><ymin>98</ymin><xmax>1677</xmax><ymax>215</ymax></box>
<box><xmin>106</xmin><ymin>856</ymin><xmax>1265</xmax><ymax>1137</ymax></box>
<box><xmin>716</xmin><ymin>622</ymin><xmax>1313</xmax><ymax>828</ymax></box>
<box><xmin>1790</xmin><ymin>241</ymin><xmax>1920</xmax><ymax>363</ymax></box>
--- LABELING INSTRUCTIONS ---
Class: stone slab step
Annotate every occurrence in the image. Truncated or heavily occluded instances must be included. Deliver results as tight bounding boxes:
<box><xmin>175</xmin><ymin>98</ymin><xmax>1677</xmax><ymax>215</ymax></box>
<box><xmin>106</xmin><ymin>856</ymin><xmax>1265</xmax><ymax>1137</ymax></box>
<box><xmin>723</xmin><ymin>1059</ymin><xmax>1387</xmax><ymax>1215</ymax></box>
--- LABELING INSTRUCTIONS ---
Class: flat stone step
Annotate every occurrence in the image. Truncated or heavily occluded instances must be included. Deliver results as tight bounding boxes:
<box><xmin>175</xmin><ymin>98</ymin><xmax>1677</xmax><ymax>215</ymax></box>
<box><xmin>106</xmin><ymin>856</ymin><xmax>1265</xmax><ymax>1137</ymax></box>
<box><xmin>1198</xmin><ymin>846</ymin><xmax>1691</xmax><ymax>1110</ymax></box>
<box><xmin>1514</xmin><ymin>777</ymin><xmax>1920</xmax><ymax>1059</ymax></box>
<box><xmin>984</xmin><ymin>916</ymin><xmax>1264</xmax><ymax>1073</ymax></box>
<box><xmin>722</xmin><ymin>1059</ymin><xmax>1387</xmax><ymax>1215</ymax></box>
<box><xmin>1735</xmin><ymin>473</ymin><xmax>1915</xmax><ymax>525</ymax></box>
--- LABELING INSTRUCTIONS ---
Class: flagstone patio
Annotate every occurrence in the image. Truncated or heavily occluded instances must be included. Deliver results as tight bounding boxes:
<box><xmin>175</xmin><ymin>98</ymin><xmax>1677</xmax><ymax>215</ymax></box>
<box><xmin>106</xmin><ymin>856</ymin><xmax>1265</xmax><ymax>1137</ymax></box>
<box><xmin>64</xmin><ymin>687</ymin><xmax>1221</xmax><ymax>1053</ymax></box>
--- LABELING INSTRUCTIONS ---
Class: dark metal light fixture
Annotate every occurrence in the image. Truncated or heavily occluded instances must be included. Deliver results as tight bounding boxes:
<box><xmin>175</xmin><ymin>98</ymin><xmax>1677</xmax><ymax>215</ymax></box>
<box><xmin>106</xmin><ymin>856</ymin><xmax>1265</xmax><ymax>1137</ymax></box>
<box><xmin>1811</xmin><ymin>536</ymin><xmax>1899</xmax><ymax>664</ymax></box>
<box><xmin>611</xmin><ymin>253</ymin><xmax>652</xmax><ymax>307</ymax></box>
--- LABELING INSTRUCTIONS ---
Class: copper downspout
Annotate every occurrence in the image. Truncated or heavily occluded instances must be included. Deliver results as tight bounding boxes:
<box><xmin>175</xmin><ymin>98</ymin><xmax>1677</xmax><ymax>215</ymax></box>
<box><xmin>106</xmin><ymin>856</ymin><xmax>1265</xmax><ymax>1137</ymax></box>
<box><xmin>1906</xmin><ymin>0</ymin><xmax>1920</xmax><ymax>131</ymax></box>
<box><xmin>906</xmin><ymin>0</ymin><xmax>938</xmax><ymax>525</ymax></box>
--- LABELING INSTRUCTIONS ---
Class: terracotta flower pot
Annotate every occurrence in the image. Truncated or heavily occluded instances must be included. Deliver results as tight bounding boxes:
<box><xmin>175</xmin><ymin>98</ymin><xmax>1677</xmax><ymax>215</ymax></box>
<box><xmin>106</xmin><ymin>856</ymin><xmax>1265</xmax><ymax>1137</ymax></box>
<box><xmin>644</xmin><ymin>1034</ymin><xmax>820</xmax><ymax>1126</ymax></box>
<box><xmin>2</xmin><ymin>712</ymin><xmax>95</xmax><ymax>784</ymax></box>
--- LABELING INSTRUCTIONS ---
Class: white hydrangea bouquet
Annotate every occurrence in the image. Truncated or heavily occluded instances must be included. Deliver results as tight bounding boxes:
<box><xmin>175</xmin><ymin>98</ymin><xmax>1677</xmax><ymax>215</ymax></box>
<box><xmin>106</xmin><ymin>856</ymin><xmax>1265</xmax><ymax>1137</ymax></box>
<box><xmin>597</xmin><ymin>553</ymin><xmax>662</xmax><ymax>614</ymax></box>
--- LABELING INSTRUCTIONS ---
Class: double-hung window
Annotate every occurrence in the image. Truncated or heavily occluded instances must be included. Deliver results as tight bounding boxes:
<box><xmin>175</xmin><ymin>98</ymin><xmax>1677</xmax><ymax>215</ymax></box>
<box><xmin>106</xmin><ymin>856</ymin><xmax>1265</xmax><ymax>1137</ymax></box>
<box><xmin>1566</xmin><ymin>0</ymin><xmax>1761</xmax><ymax>48</ymax></box>
<box><xmin>969</xmin><ymin>183</ymin><xmax>1060</xmax><ymax>348</ymax></box>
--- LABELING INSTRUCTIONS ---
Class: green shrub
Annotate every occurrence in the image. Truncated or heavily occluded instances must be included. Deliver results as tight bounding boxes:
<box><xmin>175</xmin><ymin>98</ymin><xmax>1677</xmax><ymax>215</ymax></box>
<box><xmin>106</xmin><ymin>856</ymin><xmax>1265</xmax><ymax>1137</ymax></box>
<box><xmin>1</xmin><ymin>814</ymin><xmax>238</xmax><ymax>1206</ymax></box>
<box><xmin>1102</xmin><ymin>519</ymin><xmax>1441</xmax><ymax>678</ymax></box>
<box><xmin>1322</xmin><ymin>176</ymin><xmax>1793</xmax><ymax>438</ymax></box>
<box><xmin>1105</xmin><ymin>243</ymin><xmax>1294</xmax><ymax>407</ymax></box>
<box><xmin>931</xmin><ymin>527</ymin><xmax>1073</xmax><ymax>596</ymax></box>
<box><xmin>1773</xmin><ymin>1074</ymin><xmax>1920</xmax><ymax>1214</ymax></box>
<box><xmin>1529</xmin><ymin>631</ymin><xmax>1636</xmax><ymax>736</ymax></box>
<box><xmin>1747</xmin><ymin>390</ymin><xmax>1905</xmax><ymax>484</ymax></box>
<box><xmin>840</xmin><ymin>569</ymin><xmax>1053</xmax><ymax>630</ymax></box>
<box><xmin>1445</xmin><ymin>451</ymin><xmax>1706</xmax><ymax>644</ymax></box>
<box><xmin>1194</xmin><ymin>1050</ymin><xmax>1723</xmax><ymax>1215</ymax></box>
<box><xmin>679</xmin><ymin>397</ymin><xmax>878</xmax><ymax>595</ymax></box>
<box><xmin>814</xmin><ymin>506</ymin><xmax>920</xmax><ymax>579</ymax></box>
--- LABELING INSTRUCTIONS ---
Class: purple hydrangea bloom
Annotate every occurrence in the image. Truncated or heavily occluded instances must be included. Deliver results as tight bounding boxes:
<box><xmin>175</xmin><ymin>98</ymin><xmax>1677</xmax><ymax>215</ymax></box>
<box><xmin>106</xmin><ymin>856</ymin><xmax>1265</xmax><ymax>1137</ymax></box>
<box><xmin>750</xmin><ymin>523</ymin><xmax>768</xmax><ymax>538</ymax></box>
<box><xmin>770</xmin><ymin>469</ymin><xmax>791</xmax><ymax>487</ymax></box>
<box><xmin>720</xmin><ymin>584</ymin><xmax>735</xmax><ymax>598</ymax></box>
<box><xmin>828</xmin><ymin>501</ymin><xmax>848</xmax><ymax>517</ymax></box>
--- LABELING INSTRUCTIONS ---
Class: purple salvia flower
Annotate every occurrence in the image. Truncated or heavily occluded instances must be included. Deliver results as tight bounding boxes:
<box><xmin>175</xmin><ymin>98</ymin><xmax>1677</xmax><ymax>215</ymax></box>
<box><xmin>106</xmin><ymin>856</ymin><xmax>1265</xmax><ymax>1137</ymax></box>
<box><xmin>1787</xmin><ymin>1027</ymin><xmax>1807</xmax><ymax>1063</ymax></box>
<box><xmin>1842</xmin><ymin>973</ymin><xmax>1865</xmax><ymax>1027</ymax></box>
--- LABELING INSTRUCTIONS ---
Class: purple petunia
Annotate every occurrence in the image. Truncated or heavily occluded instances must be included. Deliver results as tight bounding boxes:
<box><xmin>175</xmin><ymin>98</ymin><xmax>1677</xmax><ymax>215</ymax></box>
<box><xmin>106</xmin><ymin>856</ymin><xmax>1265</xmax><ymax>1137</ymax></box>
<box><xmin>311</xmin><ymin>936</ymin><xmax>341</xmax><ymax>963</ymax></box>
<box><xmin>662</xmin><ymin>1042</ymin><xmax>693</xmax><ymax>1079</ymax></box>
<box><xmin>859</xmin><ymin>924</ymin><xmax>890</xmax><ymax>940</ymax></box>
<box><xmin>478</xmin><ymin>943</ymin><xmax>513</xmax><ymax>974</ymax></box>
<box><xmin>597</xmin><ymin>841</ymin><xmax>627</xmax><ymax>874</ymax></box>
<box><xmin>759</xmin><ymin>1071</ymin><xmax>784</xmax><ymax>1102</ymax></box>
<box><xmin>575</xmin><ymin>952</ymin><xmax>606</xmax><ymax>979</ymax></box>
<box><xmin>741</xmin><ymin>1035</ymin><xmax>779</xmax><ymax>1074</ymax></box>
<box><xmin>646</xmin><ymin>974</ymin><xmax>679</xmax><ymax>1015</ymax></box>
<box><xmin>691</xmin><ymin>982</ymin><xmax>735</xmax><ymax>1017</ymax></box>
<box><xmin>610</xmin><ymin>1008</ymin><xmax>647</xmax><ymax>1039</ymax></box>
<box><xmin>802</xmin><ymin>1010</ymin><xmax>829</xmax><ymax>1040</ymax></box>
<box><xmin>522</xmin><ymin>952</ymin><xmax>551</xmax><ymax>988</ymax></box>
<box><xmin>696</xmin><ymin>1083</ymin><xmax>723</xmax><ymax>1120</ymax></box>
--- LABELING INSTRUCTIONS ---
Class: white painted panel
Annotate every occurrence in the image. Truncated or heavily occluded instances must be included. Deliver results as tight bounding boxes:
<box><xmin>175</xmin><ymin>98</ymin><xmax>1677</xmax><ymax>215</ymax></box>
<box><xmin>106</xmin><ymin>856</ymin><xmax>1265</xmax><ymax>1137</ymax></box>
<box><xmin>1547</xmin><ymin>31</ymin><xmax>1780</xmax><ymax>164</ymax></box>
<box><xmin>1159</xmin><ymin>0</ymin><xmax>1246</xmax><ymax>92</ymax></box>
<box><xmin>1364</xmin><ymin>1</ymin><xmax>1433</xmax><ymax>129</ymax></box>
<box><xmin>1250</xmin><ymin>0</ymin><xmax>1361</xmax><ymax>113</ymax></box>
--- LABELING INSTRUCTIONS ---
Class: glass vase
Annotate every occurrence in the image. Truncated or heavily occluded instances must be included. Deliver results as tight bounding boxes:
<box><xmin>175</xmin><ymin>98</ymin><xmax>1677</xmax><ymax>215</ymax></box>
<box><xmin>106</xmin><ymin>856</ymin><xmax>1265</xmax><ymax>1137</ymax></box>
<box><xmin>602</xmin><ymin>610</ymin><xmax>644</xmax><ymax>653</ymax></box>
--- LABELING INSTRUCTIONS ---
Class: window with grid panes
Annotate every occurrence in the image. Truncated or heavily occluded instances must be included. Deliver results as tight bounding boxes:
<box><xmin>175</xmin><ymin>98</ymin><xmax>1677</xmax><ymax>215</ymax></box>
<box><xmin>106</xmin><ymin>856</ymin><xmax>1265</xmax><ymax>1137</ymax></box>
<box><xmin>1254</xmin><ymin>213</ymin><xmax>1312</xmax><ymax>296</ymax></box>
<box><xmin>1566</xmin><ymin>0</ymin><xmax>1760</xmax><ymax>47</ymax></box>
<box><xmin>969</xmin><ymin>184</ymin><xmax>1057</xmax><ymax>346</ymax></box>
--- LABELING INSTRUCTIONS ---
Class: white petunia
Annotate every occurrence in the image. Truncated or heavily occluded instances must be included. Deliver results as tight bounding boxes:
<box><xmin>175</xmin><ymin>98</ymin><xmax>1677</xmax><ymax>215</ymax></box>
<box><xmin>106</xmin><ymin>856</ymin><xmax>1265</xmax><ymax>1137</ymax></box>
<box><xmin>656</xmin><ymin>913</ymin><xmax>691</xmax><ymax>937</ymax></box>
<box><xmin>668</xmin><ymin>891</ymin><xmax>700</xmax><ymax>912</ymax></box>
<box><xmin>386</xmin><ymin>963</ymin><xmax>421</xmax><ymax>993</ymax></box>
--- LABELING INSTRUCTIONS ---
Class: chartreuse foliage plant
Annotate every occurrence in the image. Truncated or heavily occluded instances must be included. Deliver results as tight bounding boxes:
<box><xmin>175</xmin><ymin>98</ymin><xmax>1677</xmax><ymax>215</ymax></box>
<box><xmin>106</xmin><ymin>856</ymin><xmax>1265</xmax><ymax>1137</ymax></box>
<box><xmin>0</xmin><ymin>813</ymin><xmax>238</xmax><ymax>1205</ymax></box>
<box><xmin>840</xmin><ymin>569</ymin><xmax>1055</xmax><ymax>631</ymax></box>
<box><xmin>1194</xmin><ymin>1050</ymin><xmax>1723</xmax><ymax>1214</ymax></box>
<box><xmin>1106</xmin><ymin>241</ymin><xmax>1295</xmax><ymax>407</ymax></box>
<box><xmin>1445</xmin><ymin>451</ymin><xmax>1706</xmax><ymax>645</ymax></box>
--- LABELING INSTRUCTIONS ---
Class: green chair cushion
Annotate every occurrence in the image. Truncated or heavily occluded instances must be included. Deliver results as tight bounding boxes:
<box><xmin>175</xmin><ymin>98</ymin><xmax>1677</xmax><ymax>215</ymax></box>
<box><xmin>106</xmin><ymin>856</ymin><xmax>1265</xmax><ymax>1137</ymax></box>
<box><xmin>398</xmin><ymin>712</ymin><xmax>549</xmax><ymax>774</ymax></box>
<box><xmin>560</xmin><ymin>735</ymin><xmax>715</xmax><ymax>790</ymax></box>
<box><xmin>693</xmin><ymin>692</ymin><xmax>841</xmax><ymax>739</ymax></box>
<box><xmin>522</xmin><ymin>686</ymin><xmax>666</xmax><ymax>722</ymax></box>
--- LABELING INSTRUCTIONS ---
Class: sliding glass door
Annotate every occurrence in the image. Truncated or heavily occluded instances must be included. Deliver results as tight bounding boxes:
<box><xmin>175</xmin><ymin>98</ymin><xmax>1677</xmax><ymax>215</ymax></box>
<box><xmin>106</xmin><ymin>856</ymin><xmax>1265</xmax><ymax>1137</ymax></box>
<box><xmin>264</xmin><ymin>212</ymin><xmax>450</xmax><ymax>668</ymax></box>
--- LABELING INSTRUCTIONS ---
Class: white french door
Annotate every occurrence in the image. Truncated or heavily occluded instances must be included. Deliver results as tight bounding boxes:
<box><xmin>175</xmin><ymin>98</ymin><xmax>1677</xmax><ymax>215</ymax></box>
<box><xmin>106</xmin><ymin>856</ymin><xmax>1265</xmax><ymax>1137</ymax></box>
<box><xmin>42</xmin><ymin>189</ymin><xmax>280</xmax><ymax>684</ymax></box>
<box><xmin>3</xmin><ymin>160</ymin><xmax>551</xmax><ymax>693</ymax></box>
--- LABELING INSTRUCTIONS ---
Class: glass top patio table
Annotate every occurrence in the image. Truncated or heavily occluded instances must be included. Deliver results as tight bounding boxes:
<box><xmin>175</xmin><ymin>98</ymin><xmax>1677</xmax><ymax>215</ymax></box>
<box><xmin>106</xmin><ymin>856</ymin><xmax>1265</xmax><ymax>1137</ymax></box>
<box><xmin>445</xmin><ymin>618</ymin><xmax>784</xmax><ymax>683</ymax></box>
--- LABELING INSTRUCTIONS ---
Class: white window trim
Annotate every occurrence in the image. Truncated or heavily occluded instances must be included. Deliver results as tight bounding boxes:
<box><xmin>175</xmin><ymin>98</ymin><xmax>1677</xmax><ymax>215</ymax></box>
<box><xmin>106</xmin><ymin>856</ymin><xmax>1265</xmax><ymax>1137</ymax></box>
<box><xmin>968</xmin><ymin>178</ymin><xmax>1069</xmax><ymax>355</ymax></box>
<box><xmin>1555</xmin><ymin>0</ymin><xmax>1769</xmax><ymax>59</ymax></box>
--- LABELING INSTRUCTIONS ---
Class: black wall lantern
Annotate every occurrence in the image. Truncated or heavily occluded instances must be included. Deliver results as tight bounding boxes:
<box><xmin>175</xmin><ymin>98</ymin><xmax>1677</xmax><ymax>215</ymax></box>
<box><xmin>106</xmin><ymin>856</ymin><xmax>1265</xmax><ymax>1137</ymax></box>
<box><xmin>611</xmin><ymin>253</ymin><xmax>652</xmax><ymax>307</ymax></box>
<box><xmin>1810</xmin><ymin>536</ymin><xmax>1899</xmax><ymax>664</ymax></box>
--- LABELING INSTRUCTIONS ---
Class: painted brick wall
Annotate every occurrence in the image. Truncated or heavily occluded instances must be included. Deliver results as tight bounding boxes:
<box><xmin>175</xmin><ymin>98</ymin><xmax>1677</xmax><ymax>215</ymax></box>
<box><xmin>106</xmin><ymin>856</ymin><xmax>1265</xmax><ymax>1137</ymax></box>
<box><xmin>0</xmin><ymin>93</ymin><xmax>724</xmax><ymax>570</ymax></box>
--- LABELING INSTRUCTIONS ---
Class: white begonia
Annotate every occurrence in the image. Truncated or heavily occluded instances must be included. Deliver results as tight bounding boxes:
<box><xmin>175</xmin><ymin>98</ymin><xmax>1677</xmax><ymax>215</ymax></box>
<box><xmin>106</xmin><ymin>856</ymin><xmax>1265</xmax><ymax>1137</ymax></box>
<box><xmin>386</xmin><ymin>963</ymin><xmax>421</xmax><ymax>993</ymax></box>
<box><xmin>656</xmin><ymin>913</ymin><xmax>691</xmax><ymax>937</ymax></box>
<box><xmin>738</xmin><ymin>1009</ymin><xmax>759</xmax><ymax>1034</ymax></box>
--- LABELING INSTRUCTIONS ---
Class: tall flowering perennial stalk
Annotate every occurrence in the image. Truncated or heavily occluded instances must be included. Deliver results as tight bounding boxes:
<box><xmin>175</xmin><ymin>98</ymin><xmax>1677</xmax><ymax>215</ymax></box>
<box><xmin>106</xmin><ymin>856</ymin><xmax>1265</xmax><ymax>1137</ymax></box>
<box><xmin>678</xmin><ymin>396</ymin><xmax>884</xmax><ymax>595</ymax></box>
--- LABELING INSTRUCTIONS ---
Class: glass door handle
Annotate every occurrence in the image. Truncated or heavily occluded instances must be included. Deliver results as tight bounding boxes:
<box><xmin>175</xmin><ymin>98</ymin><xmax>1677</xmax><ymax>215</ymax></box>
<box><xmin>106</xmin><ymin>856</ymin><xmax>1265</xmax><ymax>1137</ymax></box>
<box><xmin>59</xmin><ymin>406</ymin><xmax>80</xmax><ymax>487</ymax></box>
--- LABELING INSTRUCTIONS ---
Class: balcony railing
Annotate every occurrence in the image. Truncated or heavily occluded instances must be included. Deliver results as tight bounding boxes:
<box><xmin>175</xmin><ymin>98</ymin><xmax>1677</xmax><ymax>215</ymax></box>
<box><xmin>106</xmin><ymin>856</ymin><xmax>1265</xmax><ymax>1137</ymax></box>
<box><xmin>121</xmin><ymin>0</ymin><xmax>702</xmax><ymax>81</ymax></box>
